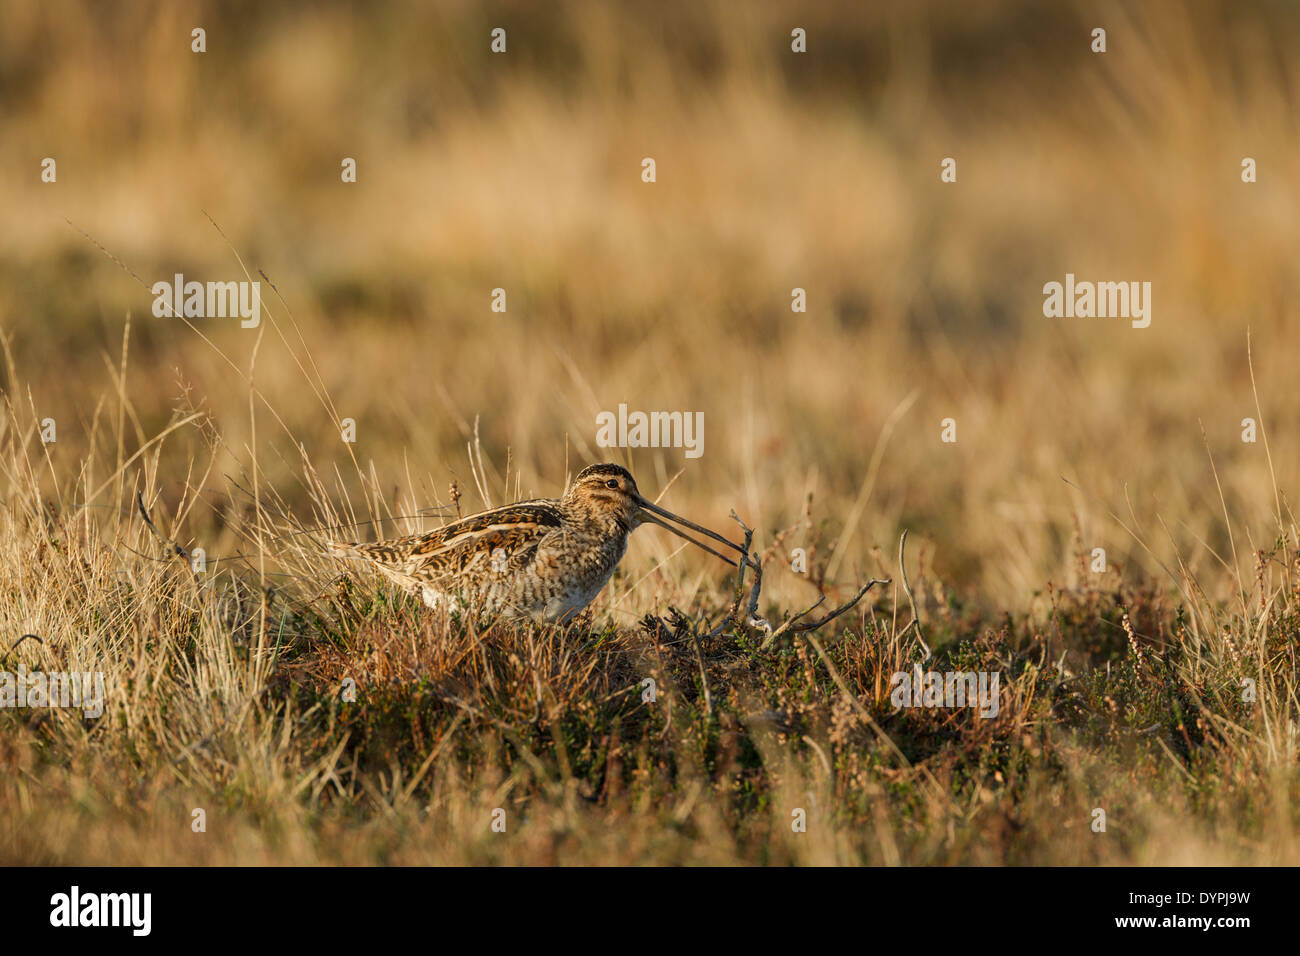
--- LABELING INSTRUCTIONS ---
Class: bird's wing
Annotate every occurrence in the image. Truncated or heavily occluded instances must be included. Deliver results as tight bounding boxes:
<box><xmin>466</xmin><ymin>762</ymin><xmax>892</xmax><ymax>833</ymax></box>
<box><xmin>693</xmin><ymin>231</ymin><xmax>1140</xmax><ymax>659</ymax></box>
<box><xmin>341</xmin><ymin>500</ymin><xmax>563</xmax><ymax>583</ymax></box>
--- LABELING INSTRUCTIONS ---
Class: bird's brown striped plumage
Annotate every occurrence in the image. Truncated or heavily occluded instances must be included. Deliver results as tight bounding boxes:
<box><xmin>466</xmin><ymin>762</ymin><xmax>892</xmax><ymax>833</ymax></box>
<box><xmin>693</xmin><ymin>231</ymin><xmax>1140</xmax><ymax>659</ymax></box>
<box><xmin>327</xmin><ymin>464</ymin><xmax>745</xmax><ymax>622</ymax></box>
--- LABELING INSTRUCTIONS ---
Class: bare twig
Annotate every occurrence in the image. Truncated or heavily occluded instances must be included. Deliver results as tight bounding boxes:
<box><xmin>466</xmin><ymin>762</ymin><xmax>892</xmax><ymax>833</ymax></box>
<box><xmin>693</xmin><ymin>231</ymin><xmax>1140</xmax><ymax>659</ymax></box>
<box><xmin>784</xmin><ymin>578</ymin><xmax>888</xmax><ymax>634</ymax></box>
<box><xmin>898</xmin><ymin>529</ymin><xmax>930</xmax><ymax>663</ymax></box>
<box><xmin>688</xmin><ymin>622</ymin><xmax>713</xmax><ymax>717</ymax></box>
<box><xmin>11</xmin><ymin>634</ymin><xmax>43</xmax><ymax>652</ymax></box>
<box><xmin>136</xmin><ymin>491</ymin><xmax>198</xmax><ymax>579</ymax></box>
<box><xmin>0</xmin><ymin>634</ymin><xmax>44</xmax><ymax>669</ymax></box>
<box><xmin>727</xmin><ymin>510</ymin><xmax>889</xmax><ymax>651</ymax></box>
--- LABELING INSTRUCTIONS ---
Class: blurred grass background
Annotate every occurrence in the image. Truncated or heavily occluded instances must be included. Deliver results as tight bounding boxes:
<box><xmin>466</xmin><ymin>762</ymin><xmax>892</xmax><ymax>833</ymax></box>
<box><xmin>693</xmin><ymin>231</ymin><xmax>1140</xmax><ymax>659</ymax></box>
<box><xmin>2</xmin><ymin>0</ymin><xmax>1299</xmax><ymax>612</ymax></box>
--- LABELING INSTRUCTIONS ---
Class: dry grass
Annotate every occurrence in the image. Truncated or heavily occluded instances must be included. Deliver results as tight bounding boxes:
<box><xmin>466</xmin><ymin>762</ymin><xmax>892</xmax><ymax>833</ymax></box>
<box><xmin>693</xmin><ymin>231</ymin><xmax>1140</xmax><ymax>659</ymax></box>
<box><xmin>1</xmin><ymin>0</ymin><xmax>1298</xmax><ymax>864</ymax></box>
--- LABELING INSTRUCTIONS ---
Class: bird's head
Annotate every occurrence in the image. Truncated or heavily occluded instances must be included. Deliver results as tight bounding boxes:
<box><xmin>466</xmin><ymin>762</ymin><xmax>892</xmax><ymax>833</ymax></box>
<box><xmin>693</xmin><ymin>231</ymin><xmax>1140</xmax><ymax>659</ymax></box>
<box><xmin>565</xmin><ymin>463</ymin><xmax>746</xmax><ymax>567</ymax></box>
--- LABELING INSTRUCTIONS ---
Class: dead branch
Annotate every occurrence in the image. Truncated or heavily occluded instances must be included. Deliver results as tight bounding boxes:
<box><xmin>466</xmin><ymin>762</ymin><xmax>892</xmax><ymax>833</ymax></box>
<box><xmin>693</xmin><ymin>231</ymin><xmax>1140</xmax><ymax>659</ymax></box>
<box><xmin>897</xmin><ymin>529</ymin><xmax>930</xmax><ymax>663</ymax></box>
<box><xmin>0</xmin><ymin>633</ymin><xmax>44</xmax><ymax>669</ymax></box>
<box><xmin>726</xmin><ymin>510</ymin><xmax>889</xmax><ymax>650</ymax></box>
<box><xmin>136</xmin><ymin>491</ymin><xmax>198</xmax><ymax>579</ymax></box>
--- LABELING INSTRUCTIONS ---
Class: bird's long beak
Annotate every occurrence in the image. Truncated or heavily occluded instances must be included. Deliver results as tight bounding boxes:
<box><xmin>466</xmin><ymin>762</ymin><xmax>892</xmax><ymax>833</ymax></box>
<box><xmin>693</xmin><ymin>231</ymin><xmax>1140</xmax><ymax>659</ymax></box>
<box><xmin>635</xmin><ymin>496</ymin><xmax>748</xmax><ymax>569</ymax></box>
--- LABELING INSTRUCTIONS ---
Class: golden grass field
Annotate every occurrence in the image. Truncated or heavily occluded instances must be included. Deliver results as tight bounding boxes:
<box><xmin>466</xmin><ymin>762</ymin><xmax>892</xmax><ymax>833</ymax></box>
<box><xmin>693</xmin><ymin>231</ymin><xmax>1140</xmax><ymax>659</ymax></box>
<box><xmin>1</xmin><ymin>0</ymin><xmax>1298</xmax><ymax>864</ymax></box>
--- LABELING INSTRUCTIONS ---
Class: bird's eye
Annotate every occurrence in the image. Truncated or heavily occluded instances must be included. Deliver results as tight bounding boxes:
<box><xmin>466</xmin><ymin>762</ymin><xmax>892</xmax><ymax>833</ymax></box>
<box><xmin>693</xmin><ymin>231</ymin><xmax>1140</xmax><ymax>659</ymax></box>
<box><xmin>606</xmin><ymin>479</ymin><xmax>619</xmax><ymax>489</ymax></box>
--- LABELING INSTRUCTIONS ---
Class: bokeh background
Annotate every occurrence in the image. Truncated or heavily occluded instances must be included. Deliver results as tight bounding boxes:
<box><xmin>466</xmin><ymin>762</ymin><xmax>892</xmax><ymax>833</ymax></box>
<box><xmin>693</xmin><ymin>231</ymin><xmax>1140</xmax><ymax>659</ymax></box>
<box><xmin>3</xmin><ymin>0</ymin><xmax>1298</xmax><ymax>614</ymax></box>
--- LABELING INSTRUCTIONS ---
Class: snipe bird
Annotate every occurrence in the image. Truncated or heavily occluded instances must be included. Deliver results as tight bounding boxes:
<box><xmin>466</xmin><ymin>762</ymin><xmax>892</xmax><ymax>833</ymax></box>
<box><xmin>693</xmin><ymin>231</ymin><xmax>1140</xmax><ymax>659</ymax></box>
<box><xmin>327</xmin><ymin>463</ymin><xmax>746</xmax><ymax>623</ymax></box>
